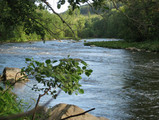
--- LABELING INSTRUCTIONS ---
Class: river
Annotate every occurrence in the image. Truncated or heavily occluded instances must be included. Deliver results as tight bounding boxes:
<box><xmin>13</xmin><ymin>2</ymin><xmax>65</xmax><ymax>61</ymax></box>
<box><xmin>0</xmin><ymin>38</ymin><xmax>159</xmax><ymax>120</ymax></box>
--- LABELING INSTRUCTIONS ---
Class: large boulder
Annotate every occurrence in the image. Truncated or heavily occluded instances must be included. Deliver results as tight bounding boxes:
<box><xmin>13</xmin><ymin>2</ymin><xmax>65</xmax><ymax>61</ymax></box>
<box><xmin>1</xmin><ymin>67</ymin><xmax>29</xmax><ymax>83</ymax></box>
<box><xmin>47</xmin><ymin>103</ymin><xmax>109</xmax><ymax>120</ymax></box>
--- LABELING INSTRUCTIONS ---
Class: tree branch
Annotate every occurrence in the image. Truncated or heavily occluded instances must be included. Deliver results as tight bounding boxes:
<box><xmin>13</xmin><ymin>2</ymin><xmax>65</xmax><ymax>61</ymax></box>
<box><xmin>2</xmin><ymin>71</ymin><xmax>27</xmax><ymax>95</ymax></box>
<box><xmin>32</xmin><ymin>86</ymin><xmax>51</xmax><ymax>120</ymax></box>
<box><xmin>42</xmin><ymin>0</ymin><xmax>76</xmax><ymax>39</ymax></box>
<box><xmin>61</xmin><ymin>108</ymin><xmax>95</xmax><ymax>120</ymax></box>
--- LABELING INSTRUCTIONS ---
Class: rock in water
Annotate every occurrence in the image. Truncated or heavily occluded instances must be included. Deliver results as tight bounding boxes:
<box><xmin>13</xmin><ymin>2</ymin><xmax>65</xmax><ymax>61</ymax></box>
<box><xmin>1</xmin><ymin>67</ymin><xmax>29</xmax><ymax>83</ymax></box>
<box><xmin>47</xmin><ymin>103</ymin><xmax>109</xmax><ymax>120</ymax></box>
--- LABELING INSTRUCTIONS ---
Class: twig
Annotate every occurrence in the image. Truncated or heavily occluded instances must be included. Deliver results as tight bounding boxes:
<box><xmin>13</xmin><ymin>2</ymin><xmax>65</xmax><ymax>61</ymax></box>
<box><xmin>61</xmin><ymin>108</ymin><xmax>95</xmax><ymax>120</ymax></box>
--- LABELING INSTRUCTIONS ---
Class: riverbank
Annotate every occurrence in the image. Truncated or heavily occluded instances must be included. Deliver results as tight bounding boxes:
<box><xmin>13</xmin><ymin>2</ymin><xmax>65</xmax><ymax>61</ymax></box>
<box><xmin>0</xmin><ymin>39</ymin><xmax>43</xmax><ymax>44</ymax></box>
<box><xmin>84</xmin><ymin>40</ymin><xmax>159</xmax><ymax>52</ymax></box>
<box><xmin>0</xmin><ymin>37</ymin><xmax>79</xmax><ymax>44</ymax></box>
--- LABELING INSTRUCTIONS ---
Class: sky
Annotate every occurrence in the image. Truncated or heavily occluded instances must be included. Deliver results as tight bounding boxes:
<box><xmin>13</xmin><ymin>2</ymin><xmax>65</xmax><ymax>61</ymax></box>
<box><xmin>48</xmin><ymin>0</ymin><xmax>69</xmax><ymax>13</ymax></box>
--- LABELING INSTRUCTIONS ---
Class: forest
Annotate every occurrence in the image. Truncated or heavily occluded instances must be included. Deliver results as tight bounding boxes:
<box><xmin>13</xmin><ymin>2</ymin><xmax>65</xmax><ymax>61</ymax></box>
<box><xmin>0</xmin><ymin>0</ymin><xmax>158</xmax><ymax>43</ymax></box>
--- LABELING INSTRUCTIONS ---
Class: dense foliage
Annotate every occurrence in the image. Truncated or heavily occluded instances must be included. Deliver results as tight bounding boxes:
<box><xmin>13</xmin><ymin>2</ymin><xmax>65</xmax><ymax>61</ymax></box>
<box><xmin>116</xmin><ymin>0</ymin><xmax>159</xmax><ymax>41</ymax></box>
<box><xmin>0</xmin><ymin>0</ymin><xmax>158</xmax><ymax>42</ymax></box>
<box><xmin>78</xmin><ymin>0</ymin><xmax>159</xmax><ymax>41</ymax></box>
<box><xmin>0</xmin><ymin>89</ymin><xmax>23</xmax><ymax>117</ymax></box>
<box><xmin>22</xmin><ymin>57</ymin><xmax>93</xmax><ymax>96</ymax></box>
<box><xmin>0</xmin><ymin>0</ymin><xmax>44</xmax><ymax>42</ymax></box>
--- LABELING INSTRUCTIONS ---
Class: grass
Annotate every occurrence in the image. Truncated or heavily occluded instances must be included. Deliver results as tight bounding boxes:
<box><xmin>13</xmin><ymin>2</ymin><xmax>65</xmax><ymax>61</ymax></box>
<box><xmin>84</xmin><ymin>40</ymin><xmax>159</xmax><ymax>52</ymax></box>
<box><xmin>0</xmin><ymin>89</ymin><xmax>23</xmax><ymax>117</ymax></box>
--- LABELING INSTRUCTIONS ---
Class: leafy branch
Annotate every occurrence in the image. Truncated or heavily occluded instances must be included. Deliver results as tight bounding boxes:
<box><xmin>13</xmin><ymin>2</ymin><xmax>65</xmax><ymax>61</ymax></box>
<box><xmin>21</xmin><ymin>56</ymin><xmax>93</xmax><ymax>119</ymax></box>
<box><xmin>41</xmin><ymin>0</ymin><xmax>77</xmax><ymax>39</ymax></box>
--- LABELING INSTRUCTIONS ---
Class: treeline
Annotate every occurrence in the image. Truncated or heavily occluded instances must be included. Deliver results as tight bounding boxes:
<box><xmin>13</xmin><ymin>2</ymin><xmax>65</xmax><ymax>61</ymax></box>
<box><xmin>77</xmin><ymin>0</ymin><xmax>159</xmax><ymax>42</ymax></box>
<box><xmin>0</xmin><ymin>0</ymin><xmax>158</xmax><ymax>42</ymax></box>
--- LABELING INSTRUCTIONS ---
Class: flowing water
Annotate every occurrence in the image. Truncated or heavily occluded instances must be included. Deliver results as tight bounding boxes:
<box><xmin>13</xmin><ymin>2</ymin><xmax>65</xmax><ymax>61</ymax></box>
<box><xmin>0</xmin><ymin>39</ymin><xmax>159</xmax><ymax>120</ymax></box>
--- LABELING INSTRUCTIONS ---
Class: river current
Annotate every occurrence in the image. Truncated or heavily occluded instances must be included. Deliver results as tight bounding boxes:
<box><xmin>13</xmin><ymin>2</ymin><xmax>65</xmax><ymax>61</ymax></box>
<box><xmin>0</xmin><ymin>39</ymin><xmax>159</xmax><ymax>120</ymax></box>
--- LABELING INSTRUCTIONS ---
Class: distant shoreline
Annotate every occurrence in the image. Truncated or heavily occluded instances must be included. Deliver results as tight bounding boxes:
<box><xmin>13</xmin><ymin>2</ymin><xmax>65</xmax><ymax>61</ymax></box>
<box><xmin>84</xmin><ymin>40</ymin><xmax>159</xmax><ymax>52</ymax></box>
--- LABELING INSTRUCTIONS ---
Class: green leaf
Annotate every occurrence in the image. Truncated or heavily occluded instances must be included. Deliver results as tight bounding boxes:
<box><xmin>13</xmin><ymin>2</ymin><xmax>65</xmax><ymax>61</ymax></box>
<box><xmin>57</xmin><ymin>4</ymin><xmax>61</xmax><ymax>9</ymax></box>
<box><xmin>104</xmin><ymin>6</ymin><xmax>109</xmax><ymax>10</ymax></box>
<box><xmin>85</xmin><ymin>69</ymin><xmax>93</xmax><ymax>77</ymax></box>
<box><xmin>61</xmin><ymin>0</ymin><xmax>65</xmax><ymax>5</ymax></box>
<box><xmin>78</xmin><ymin>89</ymin><xmax>84</xmax><ymax>94</ymax></box>
<box><xmin>45</xmin><ymin>59</ymin><xmax>51</xmax><ymax>64</ymax></box>
<box><xmin>82</xmin><ymin>66</ymin><xmax>86</xmax><ymax>70</ymax></box>
<box><xmin>30</xmin><ymin>62</ymin><xmax>35</xmax><ymax>68</ymax></box>
<box><xmin>25</xmin><ymin>58</ymin><xmax>31</xmax><ymax>61</ymax></box>
<box><xmin>81</xmin><ymin>60</ymin><xmax>87</xmax><ymax>66</ymax></box>
<box><xmin>35</xmin><ymin>61</ymin><xmax>40</xmax><ymax>66</ymax></box>
<box><xmin>0</xmin><ymin>86</ymin><xmax>3</xmax><ymax>91</ymax></box>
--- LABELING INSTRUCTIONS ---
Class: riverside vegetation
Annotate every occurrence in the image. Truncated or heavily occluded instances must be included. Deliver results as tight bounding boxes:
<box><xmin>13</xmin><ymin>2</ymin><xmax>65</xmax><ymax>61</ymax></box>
<box><xmin>84</xmin><ymin>40</ymin><xmax>159</xmax><ymax>52</ymax></box>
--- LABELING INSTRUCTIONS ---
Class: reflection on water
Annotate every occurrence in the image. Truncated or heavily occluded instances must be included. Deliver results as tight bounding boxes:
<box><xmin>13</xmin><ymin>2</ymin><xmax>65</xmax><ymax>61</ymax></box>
<box><xmin>0</xmin><ymin>39</ymin><xmax>159</xmax><ymax>120</ymax></box>
<box><xmin>13</xmin><ymin>82</ymin><xmax>26</xmax><ymax>90</ymax></box>
<box><xmin>122</xmin><ymin>52</ymin><xmax>159</xmax><ymax>120</ymax></box>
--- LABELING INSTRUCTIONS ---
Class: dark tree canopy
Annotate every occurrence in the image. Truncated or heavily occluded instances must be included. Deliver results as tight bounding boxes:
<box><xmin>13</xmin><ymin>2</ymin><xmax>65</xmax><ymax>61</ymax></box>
<box><xmin>0</xmin><ymin>0</ymin><xmax>158</xmax><ymax>42</ymax></box>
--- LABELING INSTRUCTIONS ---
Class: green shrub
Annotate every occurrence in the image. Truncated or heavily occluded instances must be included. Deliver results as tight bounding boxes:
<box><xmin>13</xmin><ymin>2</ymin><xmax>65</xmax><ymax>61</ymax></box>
<box><xmin>0</xmin><ymin>89</ymin><xmax>23</xmax><ymax>117</ymax></box>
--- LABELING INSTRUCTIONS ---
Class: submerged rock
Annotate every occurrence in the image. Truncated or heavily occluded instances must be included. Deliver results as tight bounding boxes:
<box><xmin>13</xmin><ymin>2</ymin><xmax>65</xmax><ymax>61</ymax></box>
<box><xmin>126</xmin><ymin>47</ymin><xmax>141</xmax><ymax>52</ymax></box>
<box><xmin>90</xmin><ymin>45</ymin><xmax>96</xmax><ymax>47</ymax></box>
<box><xmin>1</xmin><ymin>67</ymin><xmax>29</xmax><ymax>83</ymax></box>
<box><xmin>47</xmin><ymin>103</ymin><xmax>109</xmax><ymax>120</ymax></box>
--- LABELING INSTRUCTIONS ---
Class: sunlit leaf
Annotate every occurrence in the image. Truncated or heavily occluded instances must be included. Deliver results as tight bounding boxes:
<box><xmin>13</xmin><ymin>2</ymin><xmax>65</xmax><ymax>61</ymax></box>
<box><xmin>78</xmin><ymin>89</ymin><xmax>84</xmax><ymax>94</ymax></box>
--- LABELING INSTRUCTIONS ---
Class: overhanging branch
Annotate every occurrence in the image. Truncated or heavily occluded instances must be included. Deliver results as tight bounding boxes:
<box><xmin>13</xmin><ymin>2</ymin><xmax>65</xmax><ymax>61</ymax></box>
<box><xmin>42</xmin><ymin>0</ymin><xmax>76</xmax><ymax>39</ymax></box>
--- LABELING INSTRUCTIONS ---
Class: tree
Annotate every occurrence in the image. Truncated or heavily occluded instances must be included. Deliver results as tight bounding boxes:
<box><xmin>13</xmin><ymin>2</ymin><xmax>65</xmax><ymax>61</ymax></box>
<box><xmin>111</xmin><ymin>0</ymin><xmax>159</xmax><ymax>41</ymax></box>
<box><xmin>0</xmin><ymin>0</ymin><xmax>47</xmax><ymax>41</ymax></box>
